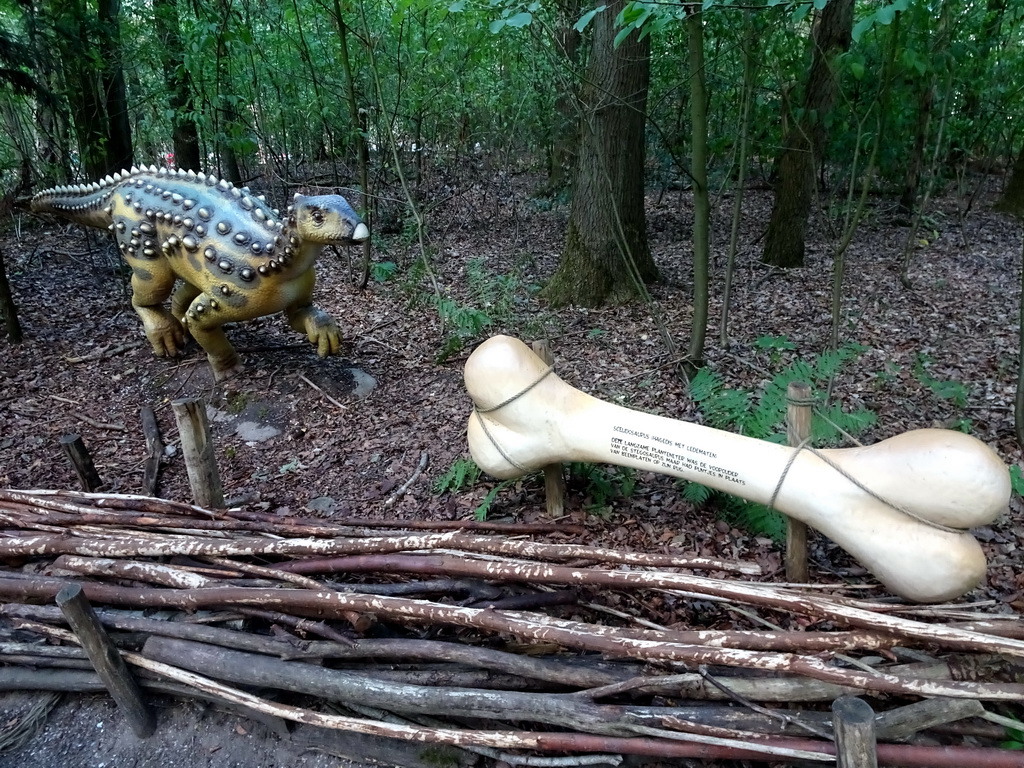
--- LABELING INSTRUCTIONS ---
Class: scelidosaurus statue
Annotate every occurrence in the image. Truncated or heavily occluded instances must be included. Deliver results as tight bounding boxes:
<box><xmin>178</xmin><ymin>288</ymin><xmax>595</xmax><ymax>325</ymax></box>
<box><xmin>31</xmin><ymin>165</ymin><xmax>368</xmax><ymax>380</ymax></box>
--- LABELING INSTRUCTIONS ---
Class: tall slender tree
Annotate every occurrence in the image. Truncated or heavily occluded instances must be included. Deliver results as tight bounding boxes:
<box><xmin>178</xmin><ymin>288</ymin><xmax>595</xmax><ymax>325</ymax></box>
<box><xmin>154</xmin><ymin>0</ymin><xmax>200</xmax><ymax>170</ymax></box>
<box><xmin>542</xmin><ymin>1</ymin><xmax>658</xmax><ymax>307</ymax></box>
<box><xmin>762</xmin><ymin>0</ymin><xmax>854</xmax><ymax>268</ymax></box>
<box><xmin>47</xmin><ymin>0</ymin><xmax>133</xmax><ymax>179</ymax></box>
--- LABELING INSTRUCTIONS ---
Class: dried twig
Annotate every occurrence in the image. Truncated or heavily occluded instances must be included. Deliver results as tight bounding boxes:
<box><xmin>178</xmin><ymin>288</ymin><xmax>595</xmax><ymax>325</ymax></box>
<box><xmin>383</xmin><ymin>450</ymin><xmax>429</xmax><ymax>508</ymax></box>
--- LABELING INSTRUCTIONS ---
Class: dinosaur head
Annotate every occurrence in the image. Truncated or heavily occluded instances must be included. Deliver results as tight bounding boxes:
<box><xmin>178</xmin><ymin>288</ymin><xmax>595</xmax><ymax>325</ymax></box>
<box><xmin>290</xmin><ymin>194</ymin><xmax>369</xmax><ymax>245</ymax></box>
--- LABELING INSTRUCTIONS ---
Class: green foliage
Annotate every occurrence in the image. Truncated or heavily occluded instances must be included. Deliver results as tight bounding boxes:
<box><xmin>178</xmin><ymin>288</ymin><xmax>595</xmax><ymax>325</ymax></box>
<box><xmin>569</xmin><ymin>462</ymin><xmax>637</xmax><ymax>512</ymax></box>
<box><xmin>432</xmin><ymin>295</ymin><xmax>492</xmax><ymax>363</ymax></box>
<box><xmin>1010</xmin><ymin>465</ymin><xmax>1024</xmax><ymax>498</ymax></box>
<box><xmin>686</xmin><ymin>336</ymin><xmax>877</xmax><ymax>539</ymax></box>
<box><xmin>432</xmin><ymin>256</ymin><xmax>542</xmax><ymax>362</ymax></box>
<box><xmin>433</xmin><ymin>457</ymin><xmax>483</xmax><ymax>494</ymax></box>
<box><xmin>912</xmin><ymin>353</ymin><xmax>970</xmax><ymax>409</ymax></box>
<box><xmin>371</xmin><ymin>260</ymin><xmax>399</xmax><ymax>283</ymax></box>
<box><xmin>1002</xmin><ymin>726</ymin><xmax>1024</xmax><ymax>751</ymax></box>
<box><xmin>432</xmin><ymin>456</ymin><xmax>516</xmax><ymax>521</ymax></box>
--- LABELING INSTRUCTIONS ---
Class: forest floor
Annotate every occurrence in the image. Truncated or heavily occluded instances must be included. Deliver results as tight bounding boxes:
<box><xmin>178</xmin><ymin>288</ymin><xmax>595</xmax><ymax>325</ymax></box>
<box><xmin>0</xmin><ymin>166</ymin><xmax>1022</xmax><ymax>766</ymax></box>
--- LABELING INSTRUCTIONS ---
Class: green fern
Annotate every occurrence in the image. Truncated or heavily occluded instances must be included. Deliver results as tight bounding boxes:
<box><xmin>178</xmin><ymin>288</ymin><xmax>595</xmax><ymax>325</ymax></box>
<box><xmin>681</xmin><ymin>481</ymin><xmax>712</xmax><ymax>504</ymax></box>
<box><xmin>684</xmin><ymin>336</ymin><xmax>876</xmax><ymax>540</ymax></box>
<box><xmin>433</xmin><ymin>457</ymin><xmax>483</xmax><ymax>494</ymax></box>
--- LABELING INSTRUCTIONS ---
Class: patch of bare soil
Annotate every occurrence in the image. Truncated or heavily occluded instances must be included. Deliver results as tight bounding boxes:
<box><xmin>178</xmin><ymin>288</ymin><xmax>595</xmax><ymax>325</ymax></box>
<box><xmin>0</xmin><ymin>692</ymin><xmax>363</xmax><ymax>768</ymax></box>
<box><xmin>0</xmin><ymin>168</ymin><xmax>1021</xmax><ymax>765</ymax></box>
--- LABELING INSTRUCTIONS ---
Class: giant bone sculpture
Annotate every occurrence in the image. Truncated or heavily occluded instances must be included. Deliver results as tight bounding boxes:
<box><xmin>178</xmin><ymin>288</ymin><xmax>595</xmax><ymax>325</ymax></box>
<box><xmin>464</xmin><ymin>335</ymin><xmax>1010</xmax><ymax>603</ymax></box>
<box><xmin>32</xmin><ymin>166</ymin><xmax>369</xmax><ymax>380</ymax></box>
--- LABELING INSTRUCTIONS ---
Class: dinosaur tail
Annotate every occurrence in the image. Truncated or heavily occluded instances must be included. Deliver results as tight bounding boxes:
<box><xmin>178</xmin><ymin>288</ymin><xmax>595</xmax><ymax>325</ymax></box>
<box><xmin>31</xmin><ymin>178</ymin><xmax>121</xmax><ymax>229</ymax></box>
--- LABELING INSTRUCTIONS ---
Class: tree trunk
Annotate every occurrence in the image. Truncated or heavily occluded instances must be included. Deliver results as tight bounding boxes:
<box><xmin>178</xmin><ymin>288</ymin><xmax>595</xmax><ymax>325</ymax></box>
<box><xmin>720</xmin><ymin>12</ymin><xmax>758</xmax><ymax>348</ymax></box>
<box><xmin>333</xmin><ymin>0</ymin><xmax>372</xmax><ymax>288</ymax></box>
<box><xmin>96</xmin><ymin>0</ymin><xmax>133</xmax><ymax>173</ymax></box>
<box><xmin>51</xmin><ymin>0</ymin><xmax>111</xmax><ymax>180</ymax></box>
<box><xmin>762</xmin><ymin>0</ymin><xmax>854</xmax><ymax>268</ymax></box>
<box><xmin>153</xmin><ymin>0</ymin><xmax>201</xmax><ymax>170</ymax></box>
<box><xmin>898</xmin><ymin>82</ymin><xmax>932</xmax><ymax>217</ymax></box>
<box><xmin>542</xmin><ymin>0</ymin><xmax>657</xmax><ymax>308</ymax></box>
<box><xmin>0</xmin><ymin>248</ymin><xmax>23</xmax><ymax>344</ymax></box>
<box><xmin>995</xmin><ymin>146</ymin><xmax>1024</xmax><ymax>217</ymax></box>
<box><xmin>546</xmin><ymin>0</ymin><xmax>581</xmax><ymax>191</ymax></box>
<box><xmin>686</xmin><ymin>9</ymin><xmax>709</xmax><ymax>372</ymax></box>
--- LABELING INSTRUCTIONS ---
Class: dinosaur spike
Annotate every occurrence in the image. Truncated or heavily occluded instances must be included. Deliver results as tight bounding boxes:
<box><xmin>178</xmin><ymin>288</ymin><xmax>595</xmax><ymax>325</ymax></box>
<box><xmin>217</xmin><ymin>179</ymin><xmax>230</xmax><ymax>191</ymax></box>
<box><xmin>107</xmin><ymin>224</ymin><xmax>115</xmax><ymax>232</ymax></box>
<box><xmin>186</xmin><ymin>170</ymin><xmax>197</xmax><ymax>180</ymax></box>
<box><xmin>130</xmin><ymin>165</ymin><xmax>140</xmax><ymax>174</ymax></box>
<box><xmin>157</xmin><ymin>168</ymin><xmax>168</xmax><ymax>177</ymax></box>
<box><xmin>113</xmin><ymin>172</ymin><xmax>122</xmax><ymax>183</ymax></box>
<box><xmin>293</xmin><ymin>193</ymin><xmax>301</xmax><ymax>201</ymax></box>
<box><xmin>257</xmin><ymin>194</ymin><xmax>267</xmax><ymax>202</ymax></box>
<box><xmin>177</xmin><ymin>169</ymin><xmax>187</xmax><ymax>177</ymax></box>
<box><xmin>196</xmin><ymin>172</ymin><xmax>206</xmax><ymax>182</ymax></box>
<box><xmin>230</xmin><ymin>188</ymin><xmax>242</xmax><ymax>199</ymax></box>
<box><xmin>149</xmin><ymin>164</ymin><xmax>159</xmax><ymax>173</ymax></box>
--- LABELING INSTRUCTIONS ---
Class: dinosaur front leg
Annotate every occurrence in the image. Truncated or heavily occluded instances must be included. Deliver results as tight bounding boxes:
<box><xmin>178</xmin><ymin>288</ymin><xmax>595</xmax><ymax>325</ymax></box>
<box><xmin>281</xmin><ymin>269</ymin><xmax>342</xmax><ymax>357</ymax></box>
<box><xmin>285</xmin><ymin>303</ymin><xmax>343</xmax><ymax>357</ymax></box>
<box><xmin>128</xmin><ymin>265</ymin><xmax>185</xmax><ymax>357</ymax></box>
<box><xmin>170</xmin><ymin>281</ymin><xmax>201</xmax><ymax>329</ymax></box>
<box><xmin>183</xmin><ymin>294</ymin><xmax>244</xmax><ymax>381</ymax></box>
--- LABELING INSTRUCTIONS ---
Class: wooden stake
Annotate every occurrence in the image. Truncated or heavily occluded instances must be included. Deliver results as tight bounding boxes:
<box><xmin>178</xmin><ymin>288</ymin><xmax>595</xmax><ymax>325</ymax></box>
<box><xmin>56</xmin><ymin>583</ymin><xmax>156</xmax><ymax>738</ymax></box>
<box><xmin>530</xmin><ymin>340</ymin><xmax>566</xmax><ymax>518</ymax></box>
<box><xmin>171</xmin><ymin>397</ymin><xmax>223</xmax><ymax>508</ymax></box>
<box><xmin>140</xmin><ymin>406</ymin><xmax>163</xmax><ymax>497</ymax></box>
<box><xmin>60</xmin><ymin>433</ymin><xmax>103</xmax><ymax>491</ymax></box>
<box><xmin>0</xmin><ymin>246</ymin><xmax>23</xmax><ymax>343</ymax></box>
<box><xmin>832</xmin><ymin>696</ymin><xmax>877</xmax><ymax>768</ymax></box>
<box><xmin>785</xmin><ymin>381</ymin><xmax>812</xmax><ymax>583</ymax></box>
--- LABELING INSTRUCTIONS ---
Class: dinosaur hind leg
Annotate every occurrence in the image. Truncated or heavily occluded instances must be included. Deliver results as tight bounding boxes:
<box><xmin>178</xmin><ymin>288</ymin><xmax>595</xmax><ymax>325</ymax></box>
<box><xmin>127</xmin><ymin>261</ymin><xmax>185</xmax><ymax>357</ymax></box>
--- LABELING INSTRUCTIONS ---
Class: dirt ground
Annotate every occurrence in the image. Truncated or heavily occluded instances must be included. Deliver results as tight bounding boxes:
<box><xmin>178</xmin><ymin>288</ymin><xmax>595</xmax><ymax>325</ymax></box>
<box><xmin>0</xmin><ymin>692</ymin><xmax>367</xmax><ymax>768</ymax></box>
<box><xmin>0</xmin><ymin>169</ymin><xmax>1021</xmax><ymax>765</ymax></box>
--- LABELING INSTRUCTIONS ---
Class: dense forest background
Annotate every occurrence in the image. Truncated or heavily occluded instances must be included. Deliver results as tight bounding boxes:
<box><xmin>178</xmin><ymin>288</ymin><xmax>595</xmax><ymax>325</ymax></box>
<box><xmin>1</xmin><ymin>0</ymin><xmax>1023</xmax><ymax>449</ymax></box>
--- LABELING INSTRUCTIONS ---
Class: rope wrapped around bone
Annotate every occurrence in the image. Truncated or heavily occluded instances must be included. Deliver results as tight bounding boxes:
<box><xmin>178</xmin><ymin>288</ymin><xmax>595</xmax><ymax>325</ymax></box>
<box><xmin>464</xmin><ymin>335</ymin><xmax>1010</xmax><ymax>603</ymax></box>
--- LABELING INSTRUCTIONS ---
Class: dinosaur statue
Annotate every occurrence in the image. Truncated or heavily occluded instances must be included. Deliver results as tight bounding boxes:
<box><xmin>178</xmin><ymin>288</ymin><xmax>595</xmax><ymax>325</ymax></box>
<box><xmin>31</xmin><ymin>165</ymin><xmax>369</xmax><ymax>380</ymax></box>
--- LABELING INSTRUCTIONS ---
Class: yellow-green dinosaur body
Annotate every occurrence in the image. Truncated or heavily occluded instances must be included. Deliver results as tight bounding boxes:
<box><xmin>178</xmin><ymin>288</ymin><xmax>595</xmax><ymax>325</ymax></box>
<box><xmin>31</xmin><ymin>165</ymin><xmax>368</xmax><ymax>380</ymax></box>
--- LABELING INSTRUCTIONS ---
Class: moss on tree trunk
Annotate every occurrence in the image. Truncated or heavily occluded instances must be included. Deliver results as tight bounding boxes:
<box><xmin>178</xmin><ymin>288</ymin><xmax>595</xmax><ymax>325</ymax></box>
<box><xmin>541</xmin><ymin>0</ymin><xmax>658</xmax><ymax>308</ymax></box>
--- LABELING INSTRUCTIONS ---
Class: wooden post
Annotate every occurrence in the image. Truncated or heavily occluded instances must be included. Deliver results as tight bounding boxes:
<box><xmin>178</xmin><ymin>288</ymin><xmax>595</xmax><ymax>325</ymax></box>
<box><xmin>140</xmin><ymin>406</ymin><xmax>164</xmax><ymax>497</ymax></box>
<box><xmin>530</xmin><ymin>340</ymin><xmax>566</xmax><ymax>518</ymax></box>
<box><xmin>0</xmin><ymin>246</ymin><xmax>23</xmax><ymax>343</ymax></box>
<box><xmin>832</xmin><ymin>696</ymin><xmax>877</xmax><ymax>768</ymax></box>
<box><xmin>56</xmin><ymin>584</ymin><xmax>156</xmax><ymax>738</ymax></box>
<box><xmin>60</xmin><ymin>433</ymin><xmax>103</xmax><ymax>491</ymax></box>
<box><xmin>171</xmin><ymin>397</ymin><xmax>224</xmax><ymax>508</ymax></box>
<box><xmin>785</xmin><ymin>381</ymin><xmax>812</xmax><ymax>583</ymax></box>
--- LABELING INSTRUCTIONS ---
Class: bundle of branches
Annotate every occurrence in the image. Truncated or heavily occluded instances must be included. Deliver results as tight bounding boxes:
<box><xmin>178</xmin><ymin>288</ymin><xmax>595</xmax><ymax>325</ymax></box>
<box><xmin>0</xmin><ymin>488</ymin><xmax>1022</xmax><ymax>767</ymax></box>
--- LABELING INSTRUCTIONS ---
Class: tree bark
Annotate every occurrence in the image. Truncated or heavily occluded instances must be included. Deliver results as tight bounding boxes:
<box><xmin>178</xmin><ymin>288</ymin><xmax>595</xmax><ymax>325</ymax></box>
<box><xmin>686</xmin><ymin>9</ymin><xmax>710</xmax><ymax>372</ymax></box>
<box><xmin>546</xmin><ymin>0</ymin><xmax>582</xmax><ymax>191</ymax></box>
<box><xmin>96</xmin><ymin>0</ymin><xmax>133</xmax><ymax>172</ymax></box>
<box><xmin>50</xmin><ymin>0</ymin><xmax>110</xmax><ymax>179</ymax></box>
<box><xmin>762</xmin><ymin>0</ymin><xmax>854</xmax><ymax>268</ymax></box>
<box><xmin>153</xmin><ymin>0</ymin><xmax>201</xmax><ymax>170</ymax></box>
<box><xmin>542</xmin><ymin>1</ymin><xmax>658</xmax><ymax>307</ymax></box>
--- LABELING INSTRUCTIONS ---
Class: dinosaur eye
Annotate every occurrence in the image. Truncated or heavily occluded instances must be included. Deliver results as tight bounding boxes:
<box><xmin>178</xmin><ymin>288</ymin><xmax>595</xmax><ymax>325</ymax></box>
<box><xmin>310</xmin><ymin>207</ymin><xmax>325</xmax><ymax>226</ymax></box>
